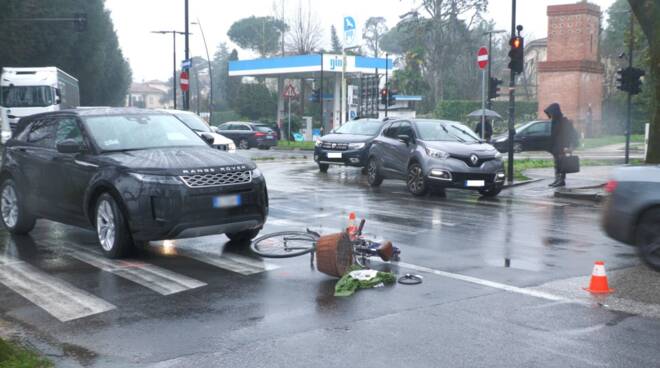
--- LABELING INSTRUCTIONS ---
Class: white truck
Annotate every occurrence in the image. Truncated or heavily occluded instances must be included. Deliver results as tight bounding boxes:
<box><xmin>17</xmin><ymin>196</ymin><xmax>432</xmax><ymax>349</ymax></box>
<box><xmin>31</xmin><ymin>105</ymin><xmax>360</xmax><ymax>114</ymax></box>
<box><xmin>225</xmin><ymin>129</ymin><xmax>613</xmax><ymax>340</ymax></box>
<box><xmin>0</xmin><ymin>67</ymin><xmax>80</xmax><ymax>141</ymax></box>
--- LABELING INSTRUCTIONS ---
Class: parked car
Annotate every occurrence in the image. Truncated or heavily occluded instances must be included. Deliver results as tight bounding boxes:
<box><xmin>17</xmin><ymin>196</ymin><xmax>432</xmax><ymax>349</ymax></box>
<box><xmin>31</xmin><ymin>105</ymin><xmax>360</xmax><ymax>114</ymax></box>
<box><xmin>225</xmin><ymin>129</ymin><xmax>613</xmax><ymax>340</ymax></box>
<box><xmin>492</xmin><ymin>120</ymin><xmax>551</xmax><ymax>153</ymax></box>
<box><xmin>602</xmin><ymin>166</ymin><xmax>660</xmax><ymax>270</ymax></box>
<box><xmin>217</xmin><ymin>122</ymin><xmax>278</xmax><ymax>150</ymax></box>
<box><xmin>0</xmin><ymin>108</ymin><xmax>268</xmax><ymax>258</ymax></box>
<box><xmin>367</xmin><ymin>119</ymin><xmax>505</xmax><ymax>197</ymax></box>
<box><xmin>160</xmin><ymin>109</ymin><xmax>236</xmax><ymax>153</ymax></box>
<box><xmin>314</xmin><ymin>118</ymin><xmax>388</xmax><ymax>173</ymax></box>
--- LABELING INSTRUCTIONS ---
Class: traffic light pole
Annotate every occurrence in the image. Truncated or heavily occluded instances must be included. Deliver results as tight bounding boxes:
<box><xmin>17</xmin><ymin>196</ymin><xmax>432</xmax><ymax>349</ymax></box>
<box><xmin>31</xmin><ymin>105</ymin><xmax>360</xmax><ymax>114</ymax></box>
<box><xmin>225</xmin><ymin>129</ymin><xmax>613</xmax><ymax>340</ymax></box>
<box><xmin>487</xmin><ymin>33</ymin><xmax>493</xmax><ymax>110</ymax></box>
<box><xmin>184</xmin><ymin>0</ymin><xmax>190</xmax><ymax>111</ymax></box>
<box><xmin>625</xmin><ymin>12</ymin><xmax>634</xmax><ymax>164</ymax></box>
<box><xmin>507</xmin><ymin>0</ymin><xmax>516</xmax><ymax>183</ymax></box>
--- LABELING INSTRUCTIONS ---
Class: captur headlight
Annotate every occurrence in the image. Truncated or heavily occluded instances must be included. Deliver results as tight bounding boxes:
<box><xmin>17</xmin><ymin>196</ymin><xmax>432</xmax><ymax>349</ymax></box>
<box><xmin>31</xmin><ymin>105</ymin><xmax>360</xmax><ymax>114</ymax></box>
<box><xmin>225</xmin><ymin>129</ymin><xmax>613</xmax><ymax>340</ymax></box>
<box><xmin>495</xmin><ymin>152</ymin><xmax>502</xmax><ymax>159</ymax></box>
<box><xmin>425</xmin><ymin>147</ymin><xmax>450</xmax><ymax>159</ymax></box>
<box><xmin>129</xmin><ymin>173</ymin><xmax>182</xmax><ymax>185</ymax></box>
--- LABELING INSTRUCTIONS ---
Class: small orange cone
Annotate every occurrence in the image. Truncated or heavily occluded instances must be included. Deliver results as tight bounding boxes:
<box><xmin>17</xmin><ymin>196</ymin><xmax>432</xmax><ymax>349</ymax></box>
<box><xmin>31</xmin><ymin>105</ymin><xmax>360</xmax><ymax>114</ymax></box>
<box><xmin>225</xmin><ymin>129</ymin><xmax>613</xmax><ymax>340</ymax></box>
<box><xmin>583</xmin><ymin>261</ymin><xmax>614</xmax><ymax>294</ymax></box>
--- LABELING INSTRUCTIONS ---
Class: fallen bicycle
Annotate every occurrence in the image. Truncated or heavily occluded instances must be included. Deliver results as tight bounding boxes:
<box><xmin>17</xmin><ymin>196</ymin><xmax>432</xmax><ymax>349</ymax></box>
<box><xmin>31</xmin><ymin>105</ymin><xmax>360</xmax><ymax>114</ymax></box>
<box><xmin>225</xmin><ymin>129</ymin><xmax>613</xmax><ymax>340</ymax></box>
<box><xmin>250</xmin><ymin>218</ymin><xmax>401</xmax><ymax>278</ymax></box>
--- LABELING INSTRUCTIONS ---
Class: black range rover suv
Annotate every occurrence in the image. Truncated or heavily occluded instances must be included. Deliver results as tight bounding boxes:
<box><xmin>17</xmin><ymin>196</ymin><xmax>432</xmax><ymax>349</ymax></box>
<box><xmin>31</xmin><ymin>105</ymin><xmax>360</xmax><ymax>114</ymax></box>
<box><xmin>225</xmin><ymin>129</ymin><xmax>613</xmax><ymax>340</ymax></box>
<box><xmin>0</xmin><ymin>108</ymin><xmax>268</xmax><ymax>258</ymax></box>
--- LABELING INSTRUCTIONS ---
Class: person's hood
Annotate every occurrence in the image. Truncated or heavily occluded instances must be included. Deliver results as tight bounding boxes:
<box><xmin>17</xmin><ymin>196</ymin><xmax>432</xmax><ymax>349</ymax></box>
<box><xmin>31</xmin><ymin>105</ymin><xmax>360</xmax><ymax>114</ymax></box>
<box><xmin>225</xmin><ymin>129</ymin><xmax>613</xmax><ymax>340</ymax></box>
<box><xmin>543</xmin><ymin>103</ymin><xmax>563</xmax><ymax>119</ymax></box>
<box><xmin>318</xmin><ymin>133</ymin><xmax>374</xmax><ymax>144</ymax></box>
<box><xmin>98</xmin><ymin>146</ymin><xmax>254</xmax><ymax>175</ymax></box>
<box><xmin>420</xmin><ymin>140</ymin><xmax>500</xmax><ymax>158</ymax></box>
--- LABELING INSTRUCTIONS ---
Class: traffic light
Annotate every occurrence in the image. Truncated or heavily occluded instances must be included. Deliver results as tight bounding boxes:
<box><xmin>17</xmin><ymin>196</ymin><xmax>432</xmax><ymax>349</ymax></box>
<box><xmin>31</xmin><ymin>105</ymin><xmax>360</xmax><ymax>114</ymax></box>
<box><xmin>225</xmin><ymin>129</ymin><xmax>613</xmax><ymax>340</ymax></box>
<box><xmin>388</xmin><ymin>88</ymin><xmax>397</xmax><ymax>106</ymax></box>
<box><xmin>488</xmin><ymin>77</ymin><xmax>502</xmax><ymax>100</ymax></box>
<box><xmin>508</xmin><ymin>36</ymin><xmax>524</xmax><ymax>74</ymax></box>
<box><xmin>73</xmin><ymin>13</ymin><xmax>87</xmax><ymax>32</ymax></box>
<box><xmin>616</xmin><ymin>67</ymin><xmax>646</xmax><ymax>95</ymax></box>
<box><xmin>628</xmin><ymin>67</ymin><xmax>645</xmax><ymax>95</ymax></box>
<box><xmin>380</xmin><ymin>88</ymin><xmax>388</xmax><ymax>105</ymax></box>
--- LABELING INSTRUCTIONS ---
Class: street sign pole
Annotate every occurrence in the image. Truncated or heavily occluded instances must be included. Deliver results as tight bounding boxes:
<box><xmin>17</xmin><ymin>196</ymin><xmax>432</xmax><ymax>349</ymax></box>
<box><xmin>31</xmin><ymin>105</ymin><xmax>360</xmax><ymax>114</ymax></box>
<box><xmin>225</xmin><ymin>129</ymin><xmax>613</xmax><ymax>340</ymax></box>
<box><xmin>507</xmin><ymin>0</ymin><xmax>517</xmax><ymax>183</ymax></box>
<box><xmin>481</xmin><ymin>69</ymin><xmax>486</xmax><ymax>140</ymax></box>
<box><xmin>288</xmin><ymin>96</ymin><xmax>291</xmax><ymax>141</ymax></box>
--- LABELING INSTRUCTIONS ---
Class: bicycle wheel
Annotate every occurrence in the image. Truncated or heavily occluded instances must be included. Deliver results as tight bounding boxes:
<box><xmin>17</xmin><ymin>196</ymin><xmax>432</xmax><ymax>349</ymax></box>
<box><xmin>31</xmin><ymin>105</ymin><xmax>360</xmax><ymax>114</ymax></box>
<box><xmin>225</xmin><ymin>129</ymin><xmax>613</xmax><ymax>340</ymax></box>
<box><xmin>251</xmin><ymin>231</ymin><xmax>317</xmax><ymax>258</ymax></box>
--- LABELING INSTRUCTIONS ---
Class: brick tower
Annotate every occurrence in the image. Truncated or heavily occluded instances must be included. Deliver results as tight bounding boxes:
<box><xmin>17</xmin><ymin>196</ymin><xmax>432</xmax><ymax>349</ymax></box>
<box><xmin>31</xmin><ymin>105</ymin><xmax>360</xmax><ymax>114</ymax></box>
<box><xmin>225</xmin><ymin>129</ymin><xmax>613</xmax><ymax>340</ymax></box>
<box><xmin>537</xmin><ymin>1</ymin><xmax>604</xmax><ymax>136</ymax></box>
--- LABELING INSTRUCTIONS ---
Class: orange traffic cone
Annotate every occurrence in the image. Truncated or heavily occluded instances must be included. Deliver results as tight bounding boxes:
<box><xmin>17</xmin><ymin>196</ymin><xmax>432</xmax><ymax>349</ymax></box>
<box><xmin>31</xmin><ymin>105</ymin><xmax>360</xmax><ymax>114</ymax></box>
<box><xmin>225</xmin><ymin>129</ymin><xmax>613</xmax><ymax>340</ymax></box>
<box><xmin>583</xmin><ymin>261</ymin><xmax>614</xmax><ymax>294</ymax></box>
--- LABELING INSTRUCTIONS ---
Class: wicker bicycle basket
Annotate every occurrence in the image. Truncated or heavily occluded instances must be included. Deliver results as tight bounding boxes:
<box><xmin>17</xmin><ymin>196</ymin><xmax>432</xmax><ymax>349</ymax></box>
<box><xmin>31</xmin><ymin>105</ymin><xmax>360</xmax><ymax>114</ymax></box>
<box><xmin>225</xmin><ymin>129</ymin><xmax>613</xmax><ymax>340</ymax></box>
<box><xmin>315</xmin><ymin>231</ymin><xmax>354</xmax><ymax>278</ymax></box>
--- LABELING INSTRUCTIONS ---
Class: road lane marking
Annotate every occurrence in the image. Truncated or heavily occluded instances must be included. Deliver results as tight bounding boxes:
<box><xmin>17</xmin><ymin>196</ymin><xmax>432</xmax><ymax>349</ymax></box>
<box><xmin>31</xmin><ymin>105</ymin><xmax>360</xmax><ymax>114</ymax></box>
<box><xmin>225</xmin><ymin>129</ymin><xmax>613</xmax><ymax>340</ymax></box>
<box><xmin>395</xmin><ymin>261</ymin><xmax>568</xmax><ymax>302</ymax></box>
<box><xmin>177</xmin><ymin>248</ymin><xmax>279</xmax><ymax>275</ymax></box>
<box><xmin>0</xmin><ymin>254</ymin><xmax>116</xmax><ymax>322</ymax></box>
<box><xmin>56</xmin><ymin>243</ymin><xmax>207</xmax><ymax>296</ymax></box>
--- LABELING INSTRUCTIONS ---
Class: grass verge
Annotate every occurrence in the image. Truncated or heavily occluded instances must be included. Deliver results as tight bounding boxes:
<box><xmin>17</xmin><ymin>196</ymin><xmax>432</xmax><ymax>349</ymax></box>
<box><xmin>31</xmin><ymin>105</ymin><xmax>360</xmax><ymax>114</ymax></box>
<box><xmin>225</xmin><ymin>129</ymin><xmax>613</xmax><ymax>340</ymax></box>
<box><xmin>275</xmin><ymin>141</ymin><xmax>315</xmax><ymax>150</ymax></box>
<box><xmin>0</xmin><ymin>338</ymin><xmax>52</xmax><ymax>368</ymax></box>
<box><xmin>580</xmin><ymin>134</ymin><xmax>644</xmax><ymax>150</ymax></box>
<box><xmin>505</xmin><ymin>158</ymin><xmax>645</xmax><ymax>182</ymax></box>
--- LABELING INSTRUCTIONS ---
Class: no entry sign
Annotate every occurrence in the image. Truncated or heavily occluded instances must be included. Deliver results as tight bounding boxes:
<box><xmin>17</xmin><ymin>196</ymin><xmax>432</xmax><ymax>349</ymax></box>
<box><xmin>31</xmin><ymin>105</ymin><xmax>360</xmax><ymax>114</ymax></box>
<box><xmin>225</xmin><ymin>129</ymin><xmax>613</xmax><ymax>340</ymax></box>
<box><xmin>180</xmin><ymin>71</ymin><xmax>189</xmax><ymax>92</ymax></box>
<box><xmin>477</xmin><ymin>47</ymin><xmax>488</xmax><ymax>69</ymax></box>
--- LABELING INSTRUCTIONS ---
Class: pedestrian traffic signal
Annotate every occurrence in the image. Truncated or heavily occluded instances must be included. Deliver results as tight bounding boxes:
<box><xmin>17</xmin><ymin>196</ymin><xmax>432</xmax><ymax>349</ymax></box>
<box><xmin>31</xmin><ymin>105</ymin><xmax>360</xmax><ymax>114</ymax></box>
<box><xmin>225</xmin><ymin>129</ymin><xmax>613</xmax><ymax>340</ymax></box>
<box><xmin>380</xmin><ymin>88</ymin><xmax>388</xmax><ymax>105</ymax></box>
<box><xmin>73</xmin><ymin>13</ymin><xmax>87</xmax><ymax>32</ymax></box>
<box><xmin>488</xmin><ymin>77</ymin><xmax>502</xmax><ymax>100</ymax></box>
<box><xmin>616</xmin><ymin>67</ymin><xmax>645</xmax><ymax>95</ymax></box>
<box><xmin>508</xmin><ymin>36</ymin><xmax>524</xmax><ymax>74</ymax></box>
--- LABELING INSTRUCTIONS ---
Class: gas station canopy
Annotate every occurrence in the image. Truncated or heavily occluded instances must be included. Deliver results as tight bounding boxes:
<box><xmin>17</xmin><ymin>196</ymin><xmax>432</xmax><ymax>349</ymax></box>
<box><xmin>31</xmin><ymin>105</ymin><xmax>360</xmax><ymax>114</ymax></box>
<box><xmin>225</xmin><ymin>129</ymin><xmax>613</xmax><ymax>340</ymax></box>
<box><xmin>228</xmin><ymin>54</ymin><xmax>393</xmax><ymax>78</ymax></box>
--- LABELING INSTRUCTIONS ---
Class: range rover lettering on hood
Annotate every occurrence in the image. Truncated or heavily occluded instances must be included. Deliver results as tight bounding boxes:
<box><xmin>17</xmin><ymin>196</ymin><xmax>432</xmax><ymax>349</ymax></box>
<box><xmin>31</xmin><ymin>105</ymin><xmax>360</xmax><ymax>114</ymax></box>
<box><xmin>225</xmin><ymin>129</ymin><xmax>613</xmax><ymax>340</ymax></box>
<box><xmin>182</xmin><ymin>165</ymin><xmax>248</xmax><ymax>175</ymax></box>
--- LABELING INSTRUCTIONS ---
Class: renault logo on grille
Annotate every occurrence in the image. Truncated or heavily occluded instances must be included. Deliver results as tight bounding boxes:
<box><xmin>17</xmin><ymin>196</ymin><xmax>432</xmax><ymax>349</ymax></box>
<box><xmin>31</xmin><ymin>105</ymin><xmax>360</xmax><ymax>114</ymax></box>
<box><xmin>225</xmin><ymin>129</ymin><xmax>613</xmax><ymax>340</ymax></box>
<box><xmin>470</xmin><ymin>154</ymin><xmax>479</xmax><ymax>165</ymax></box>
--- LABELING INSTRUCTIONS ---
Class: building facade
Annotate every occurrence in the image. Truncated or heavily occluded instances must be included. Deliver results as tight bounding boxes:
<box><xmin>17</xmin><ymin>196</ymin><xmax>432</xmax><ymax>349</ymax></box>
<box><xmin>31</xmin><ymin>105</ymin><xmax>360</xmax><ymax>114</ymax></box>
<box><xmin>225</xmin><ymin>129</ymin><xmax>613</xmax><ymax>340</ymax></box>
<box><xmin>537</xmin><ymin>2</ymin><xmax>604</xmax><ymax>136</ymax></box>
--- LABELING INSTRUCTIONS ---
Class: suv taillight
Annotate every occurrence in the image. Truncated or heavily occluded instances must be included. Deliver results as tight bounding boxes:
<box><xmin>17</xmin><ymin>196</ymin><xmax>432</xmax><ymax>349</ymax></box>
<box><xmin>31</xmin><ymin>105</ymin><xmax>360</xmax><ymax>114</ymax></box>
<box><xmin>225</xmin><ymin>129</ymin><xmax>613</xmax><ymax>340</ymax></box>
<box><xmin>605</xmin><ymin>180</ymin><xmax>618</xmax><ymax>193</ymax></box>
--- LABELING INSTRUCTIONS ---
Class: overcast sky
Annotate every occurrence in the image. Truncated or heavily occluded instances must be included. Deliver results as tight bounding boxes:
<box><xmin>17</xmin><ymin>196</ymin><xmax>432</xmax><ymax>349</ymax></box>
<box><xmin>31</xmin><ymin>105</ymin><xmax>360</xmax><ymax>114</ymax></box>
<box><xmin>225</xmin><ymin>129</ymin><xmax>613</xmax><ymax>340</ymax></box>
<box><xmin>105</xmin><ymin>0</ymin><xmax>616</xmax><ymax>82</ymax></box>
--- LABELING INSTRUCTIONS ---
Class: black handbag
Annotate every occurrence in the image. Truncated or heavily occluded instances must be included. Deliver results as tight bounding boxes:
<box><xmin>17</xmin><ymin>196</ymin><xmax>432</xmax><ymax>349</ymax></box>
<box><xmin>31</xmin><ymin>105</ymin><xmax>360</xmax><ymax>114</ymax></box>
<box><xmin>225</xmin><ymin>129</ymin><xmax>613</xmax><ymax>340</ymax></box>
<box><xmin>559</xmin><ymin>155</ymin><xmax>580</xmax><ymax>174</ymax></box>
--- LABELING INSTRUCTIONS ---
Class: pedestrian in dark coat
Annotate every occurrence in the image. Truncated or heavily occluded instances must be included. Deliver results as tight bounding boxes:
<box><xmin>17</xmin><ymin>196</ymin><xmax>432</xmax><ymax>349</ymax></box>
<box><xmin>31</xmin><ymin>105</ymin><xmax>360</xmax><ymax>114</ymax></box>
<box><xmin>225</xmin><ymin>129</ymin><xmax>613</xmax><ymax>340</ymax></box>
<box><xmin>474</xmin><ymin>118</ymin><xmax>493</xmax><ymax>141</ymax></box>
<box><xmin>544</xmin><ymin>103</ymin><xmax>578</xmax><ymax>187</ymax></box>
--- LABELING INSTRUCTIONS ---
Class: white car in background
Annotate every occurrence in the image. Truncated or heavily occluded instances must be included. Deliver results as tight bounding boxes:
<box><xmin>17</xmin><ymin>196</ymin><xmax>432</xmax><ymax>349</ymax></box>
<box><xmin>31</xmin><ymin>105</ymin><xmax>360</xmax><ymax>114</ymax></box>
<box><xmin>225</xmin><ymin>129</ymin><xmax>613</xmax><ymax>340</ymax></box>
<box><xmin>161</xmin><ymin>109</ymin><xmax>236</xmax><ymax>153</ymax></box>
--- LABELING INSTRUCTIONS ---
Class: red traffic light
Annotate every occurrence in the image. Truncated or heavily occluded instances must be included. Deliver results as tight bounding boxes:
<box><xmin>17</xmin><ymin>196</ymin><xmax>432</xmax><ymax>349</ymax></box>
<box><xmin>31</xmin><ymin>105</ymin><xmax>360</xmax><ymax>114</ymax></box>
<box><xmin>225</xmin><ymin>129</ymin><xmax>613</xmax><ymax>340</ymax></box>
<box><xmin>511</xmin><ymin>37</ymin><xmax>522</xmax><ymax>49</ymax></box>
<box><xmin>380</xmin><ymin>88</ymin><xmax>387</xmax><ymax>96</ymax></box>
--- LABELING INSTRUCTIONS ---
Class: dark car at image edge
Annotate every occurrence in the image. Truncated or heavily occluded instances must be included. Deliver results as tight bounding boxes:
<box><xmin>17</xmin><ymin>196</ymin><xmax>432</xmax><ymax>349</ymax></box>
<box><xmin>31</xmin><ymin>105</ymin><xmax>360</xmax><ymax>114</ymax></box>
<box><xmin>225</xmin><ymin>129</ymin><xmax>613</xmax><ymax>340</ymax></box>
<box><xmin>0</xmin><ymin>108</ymin><xmax>268</xmax><ymax>258</ymax></box>
<box><xmin>314</xmin><ymin>118</ymin><xmax>388</xmax><ymax>173</ymax></box>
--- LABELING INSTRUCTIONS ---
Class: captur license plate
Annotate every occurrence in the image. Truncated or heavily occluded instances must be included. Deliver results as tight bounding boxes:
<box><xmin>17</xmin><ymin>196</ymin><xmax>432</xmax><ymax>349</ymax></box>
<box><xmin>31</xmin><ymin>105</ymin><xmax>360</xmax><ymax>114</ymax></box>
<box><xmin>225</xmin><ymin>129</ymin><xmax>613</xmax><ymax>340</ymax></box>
<box><xmin>327</xmin><ymin>152</ymin><xmax>342</xmax><ymax>158</ymax></box>
<box><xmin>465</xmin><ymin>180</ymin><xmax>485</xmax><ymax>187</ymax></box>
<box><xmin>213</xmin><ymin>194</ymin><xmax>242</xmax><ymax>208</ymax></box>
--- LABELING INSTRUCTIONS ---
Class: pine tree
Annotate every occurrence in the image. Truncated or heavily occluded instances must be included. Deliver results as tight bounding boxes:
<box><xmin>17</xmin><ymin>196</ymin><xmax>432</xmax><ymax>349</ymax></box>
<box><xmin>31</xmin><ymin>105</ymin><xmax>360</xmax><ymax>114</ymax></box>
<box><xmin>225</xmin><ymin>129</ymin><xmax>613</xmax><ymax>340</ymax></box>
<box><xmin>330</xmin><ymin>25</ymin><xmax>343</xmax><ymax>53</ymax></box>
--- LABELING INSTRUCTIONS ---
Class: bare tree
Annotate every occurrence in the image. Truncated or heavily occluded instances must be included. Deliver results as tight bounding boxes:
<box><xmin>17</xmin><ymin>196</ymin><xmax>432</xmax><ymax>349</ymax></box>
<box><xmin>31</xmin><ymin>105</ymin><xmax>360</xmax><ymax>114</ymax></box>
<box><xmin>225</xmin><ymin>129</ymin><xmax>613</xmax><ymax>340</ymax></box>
<box><xmin>363</xmin><ymin>17</ymin><xmax>388</xmax><ymax>58</ymax></box>
<box><xmin>286</xmin><ymin>0</ymin><xmax>323</xmax><ymax>55</ymax></box>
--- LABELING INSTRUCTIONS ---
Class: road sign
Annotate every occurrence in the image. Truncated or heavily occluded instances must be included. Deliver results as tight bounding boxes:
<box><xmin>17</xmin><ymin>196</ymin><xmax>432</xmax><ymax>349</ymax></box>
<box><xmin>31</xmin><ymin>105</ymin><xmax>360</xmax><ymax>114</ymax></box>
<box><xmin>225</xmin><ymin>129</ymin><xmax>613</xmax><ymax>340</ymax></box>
<box><xmin>282</xmin><ymin>83</ymin><xmax>297</xmax><ymax>98</ymax></box>
<box><xmin>343</xmin><ymin>16</ymin><xmax>358</xmax><ymax>49</ymax></box>
<box><xmin>477</xmin><ymin>47</ymin><xmax>488</xmax><ymax>69</ymax></box>
<box><xmin>181</xmin><ymin>59</ymin><xmax>192</xmax><ymax>69</ymax></box>
<box><xmin>180</xmin><ymin>71</ymin><xmax>189</xmax><ymax>92</ymax></box>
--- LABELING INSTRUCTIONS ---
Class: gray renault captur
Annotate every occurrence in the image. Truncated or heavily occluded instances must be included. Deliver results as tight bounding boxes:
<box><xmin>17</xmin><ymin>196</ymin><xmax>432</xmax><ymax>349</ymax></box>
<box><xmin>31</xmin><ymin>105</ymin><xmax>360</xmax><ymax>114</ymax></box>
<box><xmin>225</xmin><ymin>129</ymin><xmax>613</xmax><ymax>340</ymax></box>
<box><xmin>367</xmin><ymin>119</ymin><xmax>505</xmax><ymax>197</ymax></box>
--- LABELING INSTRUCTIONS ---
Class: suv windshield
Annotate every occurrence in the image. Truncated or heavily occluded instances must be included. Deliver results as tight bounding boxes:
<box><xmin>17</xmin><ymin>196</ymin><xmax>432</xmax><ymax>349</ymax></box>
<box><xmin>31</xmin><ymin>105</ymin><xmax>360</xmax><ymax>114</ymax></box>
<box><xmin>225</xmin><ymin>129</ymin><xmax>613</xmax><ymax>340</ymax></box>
<box><xmin>334</xmin><ymin>120</ymin><xmax>383</xmax><ymax>136</ymax></box>
<box><xmin>84</xmin><ymin>114</ymin><xmax>207</xmax><ymax>152</ymax></box>
<box><xmin>1</xmin><ymin>86</ymin><xmax>54</xmax><ymax>107</ymax></box>
<box><xmin>416</xmin><ymin>120</ymin><xmax>480</xmax><ymax>143</ymax></box>
<box><xmin>174</xmin><ymin>113</ymin><xmax>210</xmax><ymax>132</ymax></box>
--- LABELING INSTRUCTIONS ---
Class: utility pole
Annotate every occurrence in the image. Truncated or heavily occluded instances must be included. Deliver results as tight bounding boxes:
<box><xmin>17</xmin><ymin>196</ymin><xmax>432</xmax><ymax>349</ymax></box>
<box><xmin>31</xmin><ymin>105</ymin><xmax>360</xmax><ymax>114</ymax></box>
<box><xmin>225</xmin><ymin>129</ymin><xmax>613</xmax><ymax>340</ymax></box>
<box><xmin>192</xmin><ymin>19</ymin><xmax>213</xmax><ymax>123</ymax></box>
<box><xmin>183</xmin><ymin>0</ymin><xmax>190</xmax><ymax>110</ymax></box>
<box><xmin>151</xmin><ymin>30</ymin><xmax>186</xmax><ymax>109</ymax></box>
<box><xmin>507</xmin><ymin>0</ymin><xmax>517</xmax><ymax>183</ymax></box>
<box><xmin>625</xmin><ymin>12</ymin><xmax>634</xmax><ymax>164</ymax></box>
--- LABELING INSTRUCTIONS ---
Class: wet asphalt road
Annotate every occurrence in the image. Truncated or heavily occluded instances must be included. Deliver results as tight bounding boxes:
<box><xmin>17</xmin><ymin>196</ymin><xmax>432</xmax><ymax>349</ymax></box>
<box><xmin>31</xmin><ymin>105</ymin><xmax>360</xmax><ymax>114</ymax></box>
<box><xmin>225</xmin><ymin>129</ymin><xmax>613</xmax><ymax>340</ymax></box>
<box><xmin>1</xmin><ymin>160</ymin><xmax>660</xmax><ymax>367</ymax></box>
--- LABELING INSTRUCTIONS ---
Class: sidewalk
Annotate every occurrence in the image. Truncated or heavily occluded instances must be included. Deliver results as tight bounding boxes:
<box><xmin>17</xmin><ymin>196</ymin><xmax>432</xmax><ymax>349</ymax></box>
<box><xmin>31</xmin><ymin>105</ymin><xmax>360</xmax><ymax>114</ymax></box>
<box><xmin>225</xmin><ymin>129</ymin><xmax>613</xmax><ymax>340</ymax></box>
<box><xmin>520</xmin><ymin>165</ymin><xmax>617</xmax><ymax>202</ymax></box>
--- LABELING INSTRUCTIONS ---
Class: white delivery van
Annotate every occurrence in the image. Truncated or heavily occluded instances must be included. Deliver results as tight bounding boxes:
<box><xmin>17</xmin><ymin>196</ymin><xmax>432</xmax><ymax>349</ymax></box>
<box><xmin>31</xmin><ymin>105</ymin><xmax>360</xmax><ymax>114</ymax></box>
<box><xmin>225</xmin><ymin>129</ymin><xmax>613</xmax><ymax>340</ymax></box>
<box><xmin>0</xmin><ymin>67</ymin><xmax>80</xmax><ymax>133</ymax></box>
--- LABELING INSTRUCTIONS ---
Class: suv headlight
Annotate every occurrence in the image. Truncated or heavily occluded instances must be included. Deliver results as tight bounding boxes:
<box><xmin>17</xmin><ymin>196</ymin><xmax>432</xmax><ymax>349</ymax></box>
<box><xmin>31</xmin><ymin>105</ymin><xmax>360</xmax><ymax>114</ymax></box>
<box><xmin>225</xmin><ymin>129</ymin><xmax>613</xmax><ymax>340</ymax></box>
<box><xmin>129</xmin><ymin>173</ymin><xmax>182</xmax><ymax>185</ymax></box>
<box><xmin>348</xmin><ymin>142</ymin><xmax>365</xmax><ymax>150</ymax></box>
<box><xmin>425</xmin><ymin>147</ymin><xmax>450</xmax><ymax>159</ymax></box>
<box><xmin>252</xmin><ymin>168</ymin><xmax>263</xmax><ymax>178</ymax></box>
<box><xmin>495</xmin><ymin>152</ymin><xmax>502</xmax><ymax>160</ymax></box>
<box><xmin>315</xmin><ymin>138</ymin><xmax>323</xmax><ymax>147</ymax></box>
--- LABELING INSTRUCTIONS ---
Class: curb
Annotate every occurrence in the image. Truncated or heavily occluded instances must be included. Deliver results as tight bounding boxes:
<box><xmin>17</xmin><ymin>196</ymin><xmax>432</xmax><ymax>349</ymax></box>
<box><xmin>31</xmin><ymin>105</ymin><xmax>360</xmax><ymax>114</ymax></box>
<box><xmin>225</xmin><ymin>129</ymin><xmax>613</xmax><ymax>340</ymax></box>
<box><xmin>554</xmin><ymin>190</ymin><xmax>604</xmax><ymax>203</ymax></box>
<box><xmin>502</xmin><ymin>178</ymin><xmax>544</xmax><ymax>189</ymax></box>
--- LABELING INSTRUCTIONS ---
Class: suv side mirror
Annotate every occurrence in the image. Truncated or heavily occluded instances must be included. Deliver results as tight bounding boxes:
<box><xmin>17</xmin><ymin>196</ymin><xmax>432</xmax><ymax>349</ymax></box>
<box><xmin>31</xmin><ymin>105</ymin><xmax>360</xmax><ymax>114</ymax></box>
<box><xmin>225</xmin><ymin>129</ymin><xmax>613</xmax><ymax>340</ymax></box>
<box><xmin>57</xmin><ymin>139</ymin><xmax>82</xmax><ymax>154</ymax></box>
<box><xmin>200</xmin><ymin>132</ymin><xmax>215</xmax><ymax>145</ymax></box>
<box><xmin>397</xmin><ymin>134</ymin><xmax>412</xmax><ymax>145</ymax></box>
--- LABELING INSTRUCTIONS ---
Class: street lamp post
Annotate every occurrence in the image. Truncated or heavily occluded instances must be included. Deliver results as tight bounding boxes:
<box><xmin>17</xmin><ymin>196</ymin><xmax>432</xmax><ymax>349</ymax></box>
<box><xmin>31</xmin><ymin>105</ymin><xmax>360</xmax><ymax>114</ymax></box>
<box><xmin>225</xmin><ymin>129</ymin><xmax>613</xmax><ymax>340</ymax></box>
<box><xmin>151</xmin><ymin>30</ymin><xmax>186</xmax><ymax>109</ymax></box>
<box><xmin>192</xmin><ymin>19</ymin><xmax>213</xmax><ymax>123</ymax></box>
